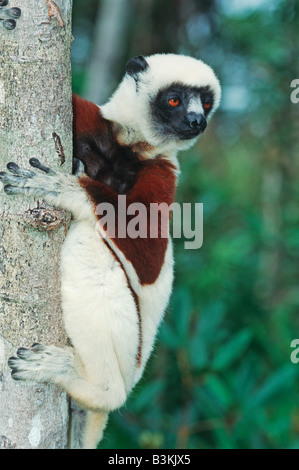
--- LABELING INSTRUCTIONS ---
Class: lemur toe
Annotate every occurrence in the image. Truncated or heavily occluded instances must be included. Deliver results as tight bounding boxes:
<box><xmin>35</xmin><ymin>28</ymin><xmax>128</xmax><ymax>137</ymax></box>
<box><xmin>8</xmin><ymin>356</ymin><xmax>23</xmax><ymax>380</ymax></box>
<box><xmin>0</xmin><ymin>172</ymin><xmax>19</xmax><ymax>184</ymax></box>
<box><xmin>11</xmin><ymin>370</ymin><xmax>23</xmax><ymax>381</ymax></box>
<box><xmin>6</xmin><ymin>162</ymin><xmax>36</xmax><ymax>178</ymax></box>
<box><xmin>29</xmin><ymin>158</ymin><xmax>56</xmax><ymax>175</ymax></box>
<box><xmin>8</xmin><ymin>356</ymin><xmax>18</xmax><ymax>368</ymax></box>
<box><xmin>15</xmin><ymin>345</ymin><xmax>45</xmax><ymax>360</ymax></box>
<box><xmin>3</xmin><ymin>184</ymin><xmax>27</xmax><ymax>195</ymax></box>
<box><xmin>16</xmin><ymin>347</ymin><xmax>32</xmax><ymax>359</ymax></box>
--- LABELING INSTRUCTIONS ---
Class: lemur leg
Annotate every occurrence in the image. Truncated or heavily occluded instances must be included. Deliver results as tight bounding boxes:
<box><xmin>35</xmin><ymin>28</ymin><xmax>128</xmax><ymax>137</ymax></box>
<box><xmin>8</xmin><ymin>342</ymin><xmax>127</xmax><ymax>411</ymax></box>
<box><xmin>8</xmin><ymin>225</ymin><xmax>141</xmax><ymax>412</ymax></box>
<box><xmin>8</xmin><ymin>324</ymin><xmax>137</xmax><ymax>411</ymax></box>
<box><xmin>0</xmin><ymin>159</ymin><xmax>93</xmax><ymax>221</ymax></box>
<box><xmin>8</xmin><ymin>287</ymin><xmax>139</xmax><ymax>412</ymax></box>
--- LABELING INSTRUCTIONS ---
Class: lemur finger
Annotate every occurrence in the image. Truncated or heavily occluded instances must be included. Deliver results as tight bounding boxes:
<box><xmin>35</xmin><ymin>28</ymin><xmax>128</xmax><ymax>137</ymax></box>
<box><xmin>29</xmin><ymin>158</ymin><xmax>56</xmax><ymax>175</ymax></box>
<box><xmin>0</xmin><ymin>173</ymin><xmax>15</xmax><ymax>185</ymax></box>
<box><xmin>6</xmin><ymin>162</ymin><xmax>36</xmax><ymax>178</ymax></box>
<box><xmin>4</xmin><ymin>184</ymin><xmax>30</xmax><ymax>195</ymax></box>
<box><xmin>0</xmin><ymin>171</ymin><xmax>23</xmax><ymax>184</ymax></box>
<box><xmin>0</xmin><ymin>172</ymin><xmax>26</xmax><ymax>185</ymax></box>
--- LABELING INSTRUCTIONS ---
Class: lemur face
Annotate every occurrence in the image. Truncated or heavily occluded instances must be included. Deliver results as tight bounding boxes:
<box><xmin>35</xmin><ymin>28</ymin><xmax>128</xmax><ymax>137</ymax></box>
<box><xmin>150</xmin><ymin>84</ymin><xmax>214</xmax><ymax>141</ymax></box>
<box><xmin>125</xmin><ymin>54</ymin><xmax>221</xmax><ymax>150</ymax></box>
<box><xmin>101</xmin><ymin>54</ymin><xmax>221</xmax><ymax>153</ymax></box>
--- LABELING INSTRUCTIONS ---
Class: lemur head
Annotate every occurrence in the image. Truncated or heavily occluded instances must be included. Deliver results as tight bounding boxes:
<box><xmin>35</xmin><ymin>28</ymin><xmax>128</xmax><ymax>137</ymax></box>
<box><xmin>101</xmin><ymin>53</ymin><xmax>221</xmax><ymax>157</ymax></box>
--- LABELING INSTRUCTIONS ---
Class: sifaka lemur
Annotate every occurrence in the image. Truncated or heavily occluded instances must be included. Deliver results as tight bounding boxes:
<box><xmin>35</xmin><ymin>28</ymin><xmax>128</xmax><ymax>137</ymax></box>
<box><xmin>0</xmin><ymin>54</ymin><xmax>221</xmax><ymax>448</ymax></box>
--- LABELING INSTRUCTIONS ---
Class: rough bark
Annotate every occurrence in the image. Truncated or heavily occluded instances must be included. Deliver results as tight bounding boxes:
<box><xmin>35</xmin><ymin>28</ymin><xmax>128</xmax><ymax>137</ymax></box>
<box><xmin>0</xmin><ymin>0</ymin><xmax>72</xmax><ymax>449</ymax></box>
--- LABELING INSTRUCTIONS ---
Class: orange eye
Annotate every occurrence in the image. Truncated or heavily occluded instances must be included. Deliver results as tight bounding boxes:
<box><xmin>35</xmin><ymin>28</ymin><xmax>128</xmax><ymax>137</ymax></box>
<box><xmin>204</xmin><ymin>102</ymin><xmax>212</xmax><ymax>110</ymax></box>
<box><xmin>169</xmin><ymin>98</ymin><xmax>180</xmax><ymax>107</ymax></box>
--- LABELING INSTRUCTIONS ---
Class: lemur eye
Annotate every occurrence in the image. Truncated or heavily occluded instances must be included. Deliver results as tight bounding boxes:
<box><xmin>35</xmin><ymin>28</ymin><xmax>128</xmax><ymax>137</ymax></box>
<box><xmin>204</xmin><ymin>102</ymin><xmax>212</xmax><ymax>110</ymax></box>
<box><xmin>168</xmin><ymin>98</ymin><xmax>180</xmax><ymax>107</ymax></box>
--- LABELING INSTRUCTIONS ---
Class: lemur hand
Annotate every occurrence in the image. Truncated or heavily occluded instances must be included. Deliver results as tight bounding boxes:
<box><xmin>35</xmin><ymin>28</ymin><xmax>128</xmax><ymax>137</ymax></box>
<box><xmin>0</xmin><ymin>159</ymin><xmax>60</xmax><ymax>197</ymax></box>
<box><xmin>0</xmin><ymin>159</ymin><xmax>92</xmax><ymax>220</ymax></box>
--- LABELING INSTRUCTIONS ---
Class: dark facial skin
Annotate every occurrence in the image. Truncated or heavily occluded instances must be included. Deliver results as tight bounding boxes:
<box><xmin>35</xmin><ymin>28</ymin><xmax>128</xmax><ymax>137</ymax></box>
<box><xmin>151</xmin><ymin>84</ymin><xmax>215</xmax><ymax>140</ymax></box>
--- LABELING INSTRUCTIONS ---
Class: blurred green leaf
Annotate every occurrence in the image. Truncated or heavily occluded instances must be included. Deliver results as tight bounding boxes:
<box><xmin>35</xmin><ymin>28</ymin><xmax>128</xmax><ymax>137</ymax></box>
<box><xmin>245</xmin><ymin>366</ymin><xmax>298</xmax><ymax>410</ymax></box>
<box><xmin>204</xmin><ymin>375</ymin><xmax>233</xmax><ymax>411</ymax></box>
<box><xmin>212</xmin><ymin>329</ymin><xmax>253</xmax><ymax>370</ymax></box>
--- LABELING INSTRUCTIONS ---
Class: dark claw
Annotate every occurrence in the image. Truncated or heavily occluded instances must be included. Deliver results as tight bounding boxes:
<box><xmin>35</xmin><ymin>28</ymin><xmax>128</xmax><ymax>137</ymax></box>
<box><xmin>16</xmin><ymin>347</ymin><xmax>29</xmax><ymax>359</ymax></box>
<box><xmin>1</xmin><ymin>19</ymin><xmax>16</xmax><ymax>30</ymax></box>
<box><xmin>8</xmin><ymin>356</ymin><xmax>18</xmax><ymax>368</ymax></box>
<box><xmin>5</xmin><ymin>7</ymin><xmax>21</xmax><ymax>19</ymax></box>
<box><xmin>11</xmin><ymin>370</ymin><xmax>22</xmax><ymax>381</ymax></box>
<box><xmin>7</xmin><ymin>162</ymin><xmax>19</xmax><ymax>172</ymax></box>
<box><xmin>0</xmin><ymin>0</ymin><xmax>8</xmax><ymax>6</ymax></box>
<box><xmin>29</xmin><ymin>158</ymin><xmax>42</xmax><ymax>168</ymax></box>
<box><xmin>4</xmin><ymin>184</ymin><xmax>14</xmax><ymax>194</ymax></box>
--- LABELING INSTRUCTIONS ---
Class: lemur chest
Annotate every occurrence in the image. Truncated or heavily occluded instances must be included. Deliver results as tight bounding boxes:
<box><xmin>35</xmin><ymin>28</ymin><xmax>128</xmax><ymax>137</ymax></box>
<box><xmin>72</xmin><ymin>97</ymin><xmax>177</xmax><ymax>286</ymax></box>
<box><xmin>77</xmin><ymin>157</ymin><xmax>177</xmax><ymax>286</ymax></box>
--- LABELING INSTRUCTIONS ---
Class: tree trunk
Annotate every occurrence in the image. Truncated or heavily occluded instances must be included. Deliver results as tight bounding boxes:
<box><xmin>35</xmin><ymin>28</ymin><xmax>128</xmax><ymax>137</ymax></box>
<box><xmin>0</xmin><ymin>0</ymin><xmax>72</xmax><ymax>449</ymax></box>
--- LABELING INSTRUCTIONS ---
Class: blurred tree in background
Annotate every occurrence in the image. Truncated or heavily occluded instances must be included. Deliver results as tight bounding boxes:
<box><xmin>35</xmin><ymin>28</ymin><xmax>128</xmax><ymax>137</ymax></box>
<box><xmin>72</xmin><ymin>0</ymin><xmax>299</xmax><ymax>449</ymax></box>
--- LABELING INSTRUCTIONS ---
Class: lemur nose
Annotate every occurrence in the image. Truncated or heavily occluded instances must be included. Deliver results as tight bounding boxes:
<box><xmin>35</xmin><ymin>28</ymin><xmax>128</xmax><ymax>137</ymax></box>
<box><xmin>187</xmin><ymin>113</ymin><xmax>207</xmax><ymax>131</ymax></box>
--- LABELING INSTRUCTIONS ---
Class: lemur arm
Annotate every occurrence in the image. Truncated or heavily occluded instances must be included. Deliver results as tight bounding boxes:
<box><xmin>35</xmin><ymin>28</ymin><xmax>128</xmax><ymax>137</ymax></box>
<box><xmin>0</xmin><ymin>95</ymin><xmax>117</xmax><ymax>221</ymax></box>
<box><xmin>0</xmin><ymin>159</ymin><xmax>95</xmax><ymax>221</ymax></box>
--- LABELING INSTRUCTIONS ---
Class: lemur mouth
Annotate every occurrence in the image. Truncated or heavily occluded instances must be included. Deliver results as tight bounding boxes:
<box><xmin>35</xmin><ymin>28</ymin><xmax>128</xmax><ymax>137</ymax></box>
<box><xmin>177</xmin><ymin>128</ymin><xmax>204</xmax><ymax>140</ymax></box>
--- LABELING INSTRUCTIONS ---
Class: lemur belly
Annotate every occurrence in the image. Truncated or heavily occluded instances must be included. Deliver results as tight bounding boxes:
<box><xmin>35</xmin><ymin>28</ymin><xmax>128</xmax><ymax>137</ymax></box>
<box><xmin>60</xmin><ymin>219</ymin><xmax>174</xmax><ymax>387</ymax></box>
<box><xmin>60</xmin><ymin>220</ymin><xmax>140</xmax><ymax>392</ymax></box>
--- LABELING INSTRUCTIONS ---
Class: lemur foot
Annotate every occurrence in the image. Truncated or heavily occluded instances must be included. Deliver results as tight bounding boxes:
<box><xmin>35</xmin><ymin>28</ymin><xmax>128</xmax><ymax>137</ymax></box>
<box><xmin>8</xmin><ymin>344</ymin><xmax>47</xmax><ymax>381</ymax></box>
<box><xmin>8</xmin><ymin>343</ymin><xmax>73</xmax><ymax>383</ymax></box>
<box><xmin>0</xmin><ymin>159</ymin><xmax>59</xmax><ymax>197</ymax></box>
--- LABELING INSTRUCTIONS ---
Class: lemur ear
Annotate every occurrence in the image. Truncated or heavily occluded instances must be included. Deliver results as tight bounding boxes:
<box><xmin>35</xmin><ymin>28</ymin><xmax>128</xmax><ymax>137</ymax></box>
<box><xmin>126</xmin><ymin>56</ymin><xmax>149</xmax><ymax>79</ymax></box>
